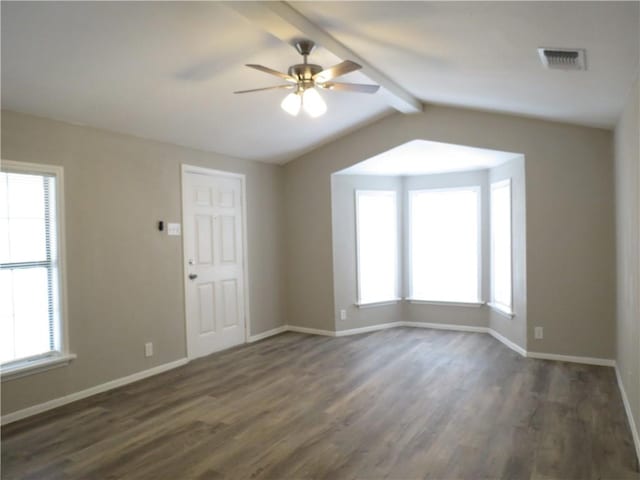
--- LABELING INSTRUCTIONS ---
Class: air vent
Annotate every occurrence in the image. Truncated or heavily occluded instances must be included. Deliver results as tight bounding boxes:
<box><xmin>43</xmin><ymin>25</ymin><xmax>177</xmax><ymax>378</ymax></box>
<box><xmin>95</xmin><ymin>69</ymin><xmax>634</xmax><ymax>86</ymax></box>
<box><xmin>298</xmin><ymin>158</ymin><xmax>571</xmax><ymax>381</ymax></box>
<box><xmin>537</xmin><ymin>47</ymin><xmax>586</xmax><ymax>70</ymax></box>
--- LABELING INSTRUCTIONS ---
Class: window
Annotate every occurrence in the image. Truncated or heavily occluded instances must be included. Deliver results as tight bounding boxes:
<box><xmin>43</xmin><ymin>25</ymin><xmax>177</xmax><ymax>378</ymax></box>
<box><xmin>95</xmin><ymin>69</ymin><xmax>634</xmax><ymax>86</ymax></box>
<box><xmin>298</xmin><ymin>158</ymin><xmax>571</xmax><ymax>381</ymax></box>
<box><xmin>409</xmin><ymin>187</ymin><xmax>480</xmax><ymax>303</ymax></box>
<box><xmin>490</xmin><ymin>179</ymin><xmax>513</xmax><ymax>314</ymax></box>
<box><xmin>1</xmin><ymin>161</ymin><xmax>72</xmax><ymax>378</ymax></box>
<box><xmin>355</xmin><ymin>190</ymin><xmax>398</xmax><ymax>305</ymax></box>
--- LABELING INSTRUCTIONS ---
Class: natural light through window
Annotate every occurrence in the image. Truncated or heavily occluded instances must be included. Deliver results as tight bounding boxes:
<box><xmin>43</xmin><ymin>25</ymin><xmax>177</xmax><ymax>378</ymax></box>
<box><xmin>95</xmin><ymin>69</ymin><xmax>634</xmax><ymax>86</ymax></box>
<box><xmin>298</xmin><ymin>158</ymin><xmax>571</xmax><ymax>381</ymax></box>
<box><xmin>409</xmin><ymin>187</ymin><xmax>480</xmax><ymax>303</ymax></box>
<box><xmin>1</xmin><ymin>164</ymin><xmax>66</xmax><ymax>369</ymax></box>
<box><xmin>355</xmin><ymin>190</ymin><xmax>398</xmax><ymax>305</ymax></box>
<box><xmin>490</xmin><ymin>179</ymin><xmax>512</xmax><ymax>313</ymax></box>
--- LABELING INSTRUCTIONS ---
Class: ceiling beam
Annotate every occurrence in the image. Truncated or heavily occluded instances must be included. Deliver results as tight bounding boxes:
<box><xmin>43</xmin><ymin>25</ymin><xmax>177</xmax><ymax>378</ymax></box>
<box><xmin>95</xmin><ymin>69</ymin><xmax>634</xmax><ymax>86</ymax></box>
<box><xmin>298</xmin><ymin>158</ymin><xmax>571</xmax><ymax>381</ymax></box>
<box><xmin>226</xmin><ymin>1</ymin><xmax>423</xmax><ymax>114</ymax></box>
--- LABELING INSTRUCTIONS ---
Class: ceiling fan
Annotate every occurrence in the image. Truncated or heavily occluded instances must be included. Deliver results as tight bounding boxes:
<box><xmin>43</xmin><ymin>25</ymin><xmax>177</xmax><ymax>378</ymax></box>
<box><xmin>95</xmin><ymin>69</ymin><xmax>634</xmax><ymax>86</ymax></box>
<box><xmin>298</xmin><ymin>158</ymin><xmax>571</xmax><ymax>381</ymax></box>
<box><xmin>234</xmin><ymin>39</ymin><xmax>380</xmax><ymax>118</ymax></box>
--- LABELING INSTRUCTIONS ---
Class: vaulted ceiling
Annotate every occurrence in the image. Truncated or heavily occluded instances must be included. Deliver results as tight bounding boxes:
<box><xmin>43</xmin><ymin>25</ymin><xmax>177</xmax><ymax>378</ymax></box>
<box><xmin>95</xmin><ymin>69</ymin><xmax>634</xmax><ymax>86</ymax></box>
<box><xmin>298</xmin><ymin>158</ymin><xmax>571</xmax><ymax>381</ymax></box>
<box><xmin>2</xmin><ymin>1</ymin><xmax>638</xmax><ymax>164</ymax></box>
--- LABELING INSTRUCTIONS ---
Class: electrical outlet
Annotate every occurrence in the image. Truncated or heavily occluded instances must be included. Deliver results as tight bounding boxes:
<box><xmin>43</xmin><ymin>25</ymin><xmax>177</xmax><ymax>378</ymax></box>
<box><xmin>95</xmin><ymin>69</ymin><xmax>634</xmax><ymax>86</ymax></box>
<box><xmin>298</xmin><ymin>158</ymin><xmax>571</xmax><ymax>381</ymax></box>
<box><xmin>145</xmin><ymin>342</ymin><xmax>153</xmax><ymax>357</ymax></box>
<box><xmin>534</xmin><ymin>327</ymin><xmax>543</xmax><ymax>340</ymax></box>
<box><xmin>340</xmin><ymin>309</ymin><xmax>347</xmax><ymax>321</ymax></box>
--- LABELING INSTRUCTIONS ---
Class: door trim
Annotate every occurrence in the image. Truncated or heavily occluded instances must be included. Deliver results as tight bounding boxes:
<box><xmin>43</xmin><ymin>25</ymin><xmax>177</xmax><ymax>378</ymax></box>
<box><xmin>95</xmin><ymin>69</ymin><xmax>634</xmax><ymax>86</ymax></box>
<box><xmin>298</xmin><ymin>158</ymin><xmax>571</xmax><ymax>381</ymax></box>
<box><xmin>180</xmin><ymin>164</ymin><xmax>251</xmax><ymax>360</ymax></box>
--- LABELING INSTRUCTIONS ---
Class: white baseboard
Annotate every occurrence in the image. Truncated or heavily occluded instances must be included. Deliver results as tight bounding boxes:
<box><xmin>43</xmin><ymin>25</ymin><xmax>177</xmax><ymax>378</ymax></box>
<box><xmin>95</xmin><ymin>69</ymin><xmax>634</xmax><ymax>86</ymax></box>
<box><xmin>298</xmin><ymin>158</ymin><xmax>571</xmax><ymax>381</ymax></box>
<box><xmin>404</xmin><ymin>321</ymin><xmax>489</xmax><ymax>334</ymax></box>
<box><xmin>248</xmin><ymin>325</ymin><xmax>288</xmax><ymax>342</ymax></box>
<box><xmin>488</xmin><ymin>329</ymin><xmax>527</xmax><ymax>357</ymax></box>
<box><xmin>334</xmin><ymin>322</ymin><xmax>400</xmax><ymax>336</ymax></box>
<box><xmin>527</xmin><ymin>351</ymin><xmax>615</xmax><ymax>367</ymax></box>
<box><xmin>616</xmin><ymin>365</ymin><xmax>640</xmax><ymax>464</ymax></box>
<box><xmin>287</xmin><ymin>321</ymin><xmax>618</xmax><ymax>368</ymax></box>
<box><xmin>286</xmin><ymin>325</ymin><xmax>336</xmax><ymax>336</ymax></box>
<box><xmin>1</xmin><ymin>358</ymin><xmax>189</xmax><ymax>426</ymax></box>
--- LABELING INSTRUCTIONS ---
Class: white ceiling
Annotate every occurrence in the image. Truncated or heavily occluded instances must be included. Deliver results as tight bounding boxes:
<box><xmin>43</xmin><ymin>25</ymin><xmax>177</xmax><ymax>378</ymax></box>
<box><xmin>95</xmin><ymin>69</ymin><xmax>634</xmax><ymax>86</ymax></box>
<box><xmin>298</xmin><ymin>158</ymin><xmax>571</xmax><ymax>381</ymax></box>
<box><xmin>2</xmin><ymin>2</ymin><xmax>638</xmax><ymax>164</ymax></box>
<box><xmin>294</xmin><ymin>1</ymin><xmax>639</xmax><ymax>128</ymax></box>
<box><xmin>336</xmin><ymin>140</ymin><xmax>520</xmax><ymax>176</ymax></box>
<box><xmin>0</xmin><ymin>2</ymin><xmax>391</xmax><ymax>164</ymax></box>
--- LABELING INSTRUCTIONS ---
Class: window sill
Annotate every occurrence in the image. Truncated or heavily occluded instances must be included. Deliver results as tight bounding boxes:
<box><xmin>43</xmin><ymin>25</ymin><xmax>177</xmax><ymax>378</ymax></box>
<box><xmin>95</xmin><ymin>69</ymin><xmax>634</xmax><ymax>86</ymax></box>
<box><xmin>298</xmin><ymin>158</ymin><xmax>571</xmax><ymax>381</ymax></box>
<box><xmin>1</xmin><ymin>353</ymin><xmax>76</xmax><ymax>381</ymax></box>
<box><xmin>406</xmin><ymin>299</ymin><xmax>485</xmax><ymax>308</ymax></box>
<box><xmin>356</xmin><ymin>298</ymin><xmax>402</xmax><ymax>308</ymax></box>
<box><xmin>487</xmin><ymin>303</ymin><xmax>515</xmax><ymax>318</ymax></box>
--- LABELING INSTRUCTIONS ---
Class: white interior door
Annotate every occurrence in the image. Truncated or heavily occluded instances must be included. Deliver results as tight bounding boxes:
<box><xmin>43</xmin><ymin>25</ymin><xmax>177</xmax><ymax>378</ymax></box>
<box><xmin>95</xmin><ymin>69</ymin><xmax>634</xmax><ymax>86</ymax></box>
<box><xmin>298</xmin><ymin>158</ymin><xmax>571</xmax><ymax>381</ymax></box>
<box><xmin>182</xmin><ymin>167</ymin><xmax>247</xmax><ymax>359</ymax></box>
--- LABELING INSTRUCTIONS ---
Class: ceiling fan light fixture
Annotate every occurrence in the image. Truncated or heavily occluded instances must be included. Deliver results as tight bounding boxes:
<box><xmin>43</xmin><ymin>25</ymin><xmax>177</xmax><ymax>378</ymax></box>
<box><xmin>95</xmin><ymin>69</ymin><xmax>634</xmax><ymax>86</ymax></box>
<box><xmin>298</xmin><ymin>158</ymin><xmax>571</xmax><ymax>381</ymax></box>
<box><xmin>302</xmin><ymin>88</ymin><xmax>327</xmax><ymax>118</ymax></box>
<box><xmin>281</xmin><ymin>92</ymin><xmax>301</xmax><ymax>116</ymax></box>
<box><xmin>242</xmin><ymin>39</ymin><xmax>375</xmax><ymax>118</ymax></box>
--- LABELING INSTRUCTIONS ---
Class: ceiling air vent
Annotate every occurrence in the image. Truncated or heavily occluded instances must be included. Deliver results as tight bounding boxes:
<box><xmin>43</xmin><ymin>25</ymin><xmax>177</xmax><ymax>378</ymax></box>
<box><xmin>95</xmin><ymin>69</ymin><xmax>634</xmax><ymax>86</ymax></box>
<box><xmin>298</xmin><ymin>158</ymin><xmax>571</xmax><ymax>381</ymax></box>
<box><xmin>537</xmin><ymin>47</ymin><xmax>586</xmax><ymax>70</ymax></box>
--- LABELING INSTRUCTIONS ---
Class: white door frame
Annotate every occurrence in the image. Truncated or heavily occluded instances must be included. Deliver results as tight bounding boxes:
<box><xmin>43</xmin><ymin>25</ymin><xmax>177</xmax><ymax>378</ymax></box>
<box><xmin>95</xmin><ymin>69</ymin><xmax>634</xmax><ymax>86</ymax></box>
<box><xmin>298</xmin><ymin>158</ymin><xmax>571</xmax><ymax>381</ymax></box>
<box><xmin>181</xmin><ymin>164</ymin><xmax>251</xmax><ymax>359</ymax></box>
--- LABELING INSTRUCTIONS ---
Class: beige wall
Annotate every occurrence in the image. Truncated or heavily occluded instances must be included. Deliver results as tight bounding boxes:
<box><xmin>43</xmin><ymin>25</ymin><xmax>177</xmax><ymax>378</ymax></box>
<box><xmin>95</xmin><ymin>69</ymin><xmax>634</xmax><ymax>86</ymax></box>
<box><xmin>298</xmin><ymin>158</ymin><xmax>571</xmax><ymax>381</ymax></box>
<box><xmin>285</xmin><ymin>105</ymin><xmax>615</xmax><ymax>359</ymax></box>
<box><xmin>1</xmin><ymin>110</ymin><xmax>286</xmax><ymax>415</ymax></box>
<box><xmin>614</xmin><ymin>76</ymin><xmax>640</xmax><ymax>451</ymax></box>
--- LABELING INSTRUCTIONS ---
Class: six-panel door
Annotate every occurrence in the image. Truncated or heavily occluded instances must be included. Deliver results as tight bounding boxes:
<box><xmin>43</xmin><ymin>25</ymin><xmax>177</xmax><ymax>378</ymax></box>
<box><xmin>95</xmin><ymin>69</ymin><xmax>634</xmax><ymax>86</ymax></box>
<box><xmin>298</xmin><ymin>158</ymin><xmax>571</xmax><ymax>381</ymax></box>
<box><xmin>183</xmin><ymin>171</ymin><xmax>245</xmax><ymax>359</ymax></box>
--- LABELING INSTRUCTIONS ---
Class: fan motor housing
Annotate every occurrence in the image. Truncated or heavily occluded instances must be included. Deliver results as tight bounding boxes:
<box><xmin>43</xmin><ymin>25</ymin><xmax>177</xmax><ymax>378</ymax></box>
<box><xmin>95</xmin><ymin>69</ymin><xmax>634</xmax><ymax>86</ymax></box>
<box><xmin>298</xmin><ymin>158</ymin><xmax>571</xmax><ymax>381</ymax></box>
<box><xmin>289</xmin><ymin>63</ymin><xmax>323</xmax><ymax>82</ymax></box>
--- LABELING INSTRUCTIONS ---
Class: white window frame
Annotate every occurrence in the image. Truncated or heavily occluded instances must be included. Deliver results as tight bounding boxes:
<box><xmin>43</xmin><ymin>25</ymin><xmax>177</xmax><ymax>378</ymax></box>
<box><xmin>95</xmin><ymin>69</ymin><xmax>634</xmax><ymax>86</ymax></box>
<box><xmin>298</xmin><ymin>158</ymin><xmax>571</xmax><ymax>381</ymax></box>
<box><xmin>407</xmin><ymin>186</ymin><xmax>482</xmax><ymax>305</ymax></box>
<box><xmin>355</xmin><ymin>190</ymin><xmax>400</xmax><ymax>307</ymax></box>
<box><xmin>488</xmin><ymin>178</ymin><xmax>514</xmax><ymax>317</ymax></box>
<box><xmin>1</xmin><ymin>160</ymin><xmax>75</xmax><ymax>381</ymax></box>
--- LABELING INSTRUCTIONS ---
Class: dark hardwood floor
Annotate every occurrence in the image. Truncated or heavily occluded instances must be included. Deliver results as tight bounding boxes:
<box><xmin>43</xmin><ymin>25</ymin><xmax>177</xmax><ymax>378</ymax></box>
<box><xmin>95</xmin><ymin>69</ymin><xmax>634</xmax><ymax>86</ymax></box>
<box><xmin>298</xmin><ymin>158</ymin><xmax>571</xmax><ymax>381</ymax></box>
<box><xmin>2</xmin><ymin>328</ymin><xmax>638</xmax><ymax>479</ymax></box>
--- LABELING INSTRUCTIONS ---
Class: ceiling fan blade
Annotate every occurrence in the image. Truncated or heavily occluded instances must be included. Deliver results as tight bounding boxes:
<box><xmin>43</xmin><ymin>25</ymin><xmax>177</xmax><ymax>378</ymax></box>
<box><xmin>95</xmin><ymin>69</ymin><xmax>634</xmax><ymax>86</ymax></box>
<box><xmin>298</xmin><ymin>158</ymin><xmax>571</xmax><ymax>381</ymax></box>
<box><xmin>234</xmin><ymin>84</ymin><xmax>294</xmax><ymax>94</ymax></box>
<box><xmin>246</xmin><ymin>64</ymin><xmax>298</xmax><ymax>83</ymax></box>
<box><xmin>312</xmin><ymin>60</ymin><xmax>362</xmax><ymax>82</ymax></box>
<box><xmin>319</xmin><ymin>82</ymin><xmax>380</xmax><ymax>94</ymax></box>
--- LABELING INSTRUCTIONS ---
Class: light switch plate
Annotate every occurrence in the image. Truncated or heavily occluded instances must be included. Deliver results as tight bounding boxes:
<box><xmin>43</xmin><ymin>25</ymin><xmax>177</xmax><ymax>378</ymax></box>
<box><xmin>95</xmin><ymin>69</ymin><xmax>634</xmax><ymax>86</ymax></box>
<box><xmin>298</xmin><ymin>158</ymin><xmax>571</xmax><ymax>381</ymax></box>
<box><xmin>167</xmin><ymin>223</ymin><xmax>181</xmax><ymax>236</ymax></box>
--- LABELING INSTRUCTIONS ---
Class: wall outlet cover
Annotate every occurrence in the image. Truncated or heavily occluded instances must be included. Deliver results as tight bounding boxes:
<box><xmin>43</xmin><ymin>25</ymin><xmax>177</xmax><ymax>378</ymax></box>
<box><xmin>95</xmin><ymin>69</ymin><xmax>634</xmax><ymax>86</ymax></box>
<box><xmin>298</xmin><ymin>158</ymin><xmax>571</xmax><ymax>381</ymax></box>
<box><xmin>144</xmin><ymin>342</ymin><xmax>153</xmax><ymax>357</ymax></box>
<box><xmin>534</xmin><ymin>327</ymin><xmax>543</xmax><ymax>340</ymax></box>
<box><xmin>340</xmin><ymin>309</ymin><xmax>347</xmax><ymax>320</ymax></box>
<box><xmin>167</xmin><ymin>223</ymin><xmax>181</xmax><ymax>236</ymax></box>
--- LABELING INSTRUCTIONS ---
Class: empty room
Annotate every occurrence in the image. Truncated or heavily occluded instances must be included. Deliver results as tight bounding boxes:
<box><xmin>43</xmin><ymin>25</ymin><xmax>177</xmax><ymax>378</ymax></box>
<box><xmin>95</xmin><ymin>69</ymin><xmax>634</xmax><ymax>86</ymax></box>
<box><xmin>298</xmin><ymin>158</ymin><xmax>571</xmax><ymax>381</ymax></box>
<box><xmin>1</xmin><ymin>1</ymin><xmax>639</xmax><ymax>479</ymax></box>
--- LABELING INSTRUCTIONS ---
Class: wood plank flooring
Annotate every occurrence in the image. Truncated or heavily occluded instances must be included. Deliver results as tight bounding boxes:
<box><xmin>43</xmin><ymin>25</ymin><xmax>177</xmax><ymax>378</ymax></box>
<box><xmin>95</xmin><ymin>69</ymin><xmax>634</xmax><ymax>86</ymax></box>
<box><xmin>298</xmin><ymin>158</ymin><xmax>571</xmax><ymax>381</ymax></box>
<box><xmin>2</xmin><ymin>328</ymin><xmax>639</xmax><ymax>479</ymax></box>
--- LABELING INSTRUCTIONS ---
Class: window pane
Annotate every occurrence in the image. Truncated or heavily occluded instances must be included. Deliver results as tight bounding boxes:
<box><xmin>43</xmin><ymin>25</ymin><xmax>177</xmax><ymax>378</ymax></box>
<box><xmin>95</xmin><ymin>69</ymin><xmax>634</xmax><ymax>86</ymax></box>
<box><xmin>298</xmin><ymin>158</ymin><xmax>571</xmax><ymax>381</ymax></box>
<box><xmin>0</xmin><ymin>173</ymin><xmax>8</xmax><ymax>218</ymax></box>
<box><xmin>8</xmin><ymin>219</ymin><xmax>47</xmax><ymax>263</ymax></box>
<box><xmin>1</xmin><ymin>168</ymin><xmax>60</xmax><ymax>366</ymax></box>
<box><xmin>0</xmin><ymin>218</ymin><xmax>9</xmax><ymax>265</ymax></box>
<box><xmin>0</xmin><ymin>267</ymin><xmax>51</xmax><ymax>363</ymax></box>
<box><xmin>410</xmin><ymin>188</ymin><xmax>479</xmax><ymax>302</ymax></box>
<box><xmin>356</xmin><ymin>191</ymin><xmax>398</xmax><ymax>304</ymax></box>
<box><xmin>7</xmin><ymin>172</ymin><xmax>46</xmax><ymax>218</ymax></box>
<box><xmin>0</xmin><ymin>172</ymin><xmax>48</xmax><ymax>263</ymax></box>
<box><xmin>0</xmin><ymin>269</ymin><xmax>15</xmax><ymax>362</ymax></box>
<box><xmin>491</xmin><ymin>181</ymin><xmax>512</xmax><ymax>309</ymax></box>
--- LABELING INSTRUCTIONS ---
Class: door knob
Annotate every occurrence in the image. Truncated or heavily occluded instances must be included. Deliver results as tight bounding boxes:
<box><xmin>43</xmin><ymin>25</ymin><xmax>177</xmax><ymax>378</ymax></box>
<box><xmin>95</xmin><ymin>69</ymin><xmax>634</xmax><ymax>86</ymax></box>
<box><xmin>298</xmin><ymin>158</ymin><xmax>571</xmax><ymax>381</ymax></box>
<box><xmin>189</xmin><ymin>273</ymin><xmax>198</xmax><ymax>280</ymax></box>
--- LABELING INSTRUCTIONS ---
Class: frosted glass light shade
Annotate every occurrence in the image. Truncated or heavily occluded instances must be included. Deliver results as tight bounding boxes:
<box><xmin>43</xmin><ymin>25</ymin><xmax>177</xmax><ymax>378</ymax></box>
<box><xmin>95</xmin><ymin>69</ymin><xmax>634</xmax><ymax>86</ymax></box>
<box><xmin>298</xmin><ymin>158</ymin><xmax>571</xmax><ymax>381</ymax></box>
<box><xmin>302</xmin><ymin>88</ymin><xmax>327</xmax><ymax>117</ymax></box>
<box><xmin>281</xmin><ymin>92</ymin><xmax>301</xmax><ymax>116</ymax></box>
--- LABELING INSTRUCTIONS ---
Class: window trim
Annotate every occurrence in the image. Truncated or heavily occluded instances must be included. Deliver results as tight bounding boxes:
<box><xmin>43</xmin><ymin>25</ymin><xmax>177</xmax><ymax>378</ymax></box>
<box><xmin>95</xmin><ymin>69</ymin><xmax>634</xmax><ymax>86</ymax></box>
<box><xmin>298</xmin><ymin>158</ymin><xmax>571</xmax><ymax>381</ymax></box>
<box><xmin>407</xmin><ymin>185</ymin><xmax>482</xmax><ymax>304</ymax></box>
<box><xmin>0</xmin><ymin>160</ymin><xmax>73</xmax><ymax>380</ymax></box>
<box><xmin>406</xmin><ymin>299</ymin><xmax>484</xmax><ymax>308</ymax></box>
<box><xmin>1</xmin><ymin>353</ymin><xmax>77</xmax><ymax>381</ymax></box>
<box><xmin>487</xmin><ymin>302</ymin><xmax>515</xmax><ymax>318</ymax></box>
<box><xmin>489</xmin><ymin>178</ymin><xmax>514</xmax><ymax>315</ymax></box>
<box><xmin>356</xmin><ymin>298</ymin><xmax>402</xmax><ymax>308</ymax></box>
<box><xmin>354</xmin><ymin>189</ymin><xmax>399</xmax><ymax>306</ymax></box>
